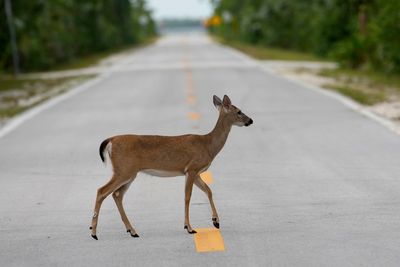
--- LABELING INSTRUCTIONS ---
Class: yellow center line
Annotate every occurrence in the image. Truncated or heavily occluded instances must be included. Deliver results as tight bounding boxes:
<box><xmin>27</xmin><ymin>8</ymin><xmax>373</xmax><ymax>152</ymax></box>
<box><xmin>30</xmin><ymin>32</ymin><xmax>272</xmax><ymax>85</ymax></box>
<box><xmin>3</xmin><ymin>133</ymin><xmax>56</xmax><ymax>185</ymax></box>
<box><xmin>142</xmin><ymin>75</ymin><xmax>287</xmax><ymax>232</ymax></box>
<box><xmin>200</xmin><ymin>171</ymin><xmax>213</xmax><ymax>185</ymax></box>
<box><xmin>194</xmin><ymin>228</ymin><xmax>225</xmax><ymax>253</ymax></box>
<box><xmin>187</xmin><ymin>95</ymin><xmax>196</xmax><ymax>106</ymax></box>
<box><xmin>182</xmin><ymin>48</ymin><xmax>198</xmax><ymax>121</ymax></box>
<box><xmin>188</xmin><ymin>112</ymin><xmax>200</xmax><ymax>121</ymax></box>
<box><xmin>182</xmin><ymin>42</ymin><xmax>224</xmax><ymax>253</ymax></box>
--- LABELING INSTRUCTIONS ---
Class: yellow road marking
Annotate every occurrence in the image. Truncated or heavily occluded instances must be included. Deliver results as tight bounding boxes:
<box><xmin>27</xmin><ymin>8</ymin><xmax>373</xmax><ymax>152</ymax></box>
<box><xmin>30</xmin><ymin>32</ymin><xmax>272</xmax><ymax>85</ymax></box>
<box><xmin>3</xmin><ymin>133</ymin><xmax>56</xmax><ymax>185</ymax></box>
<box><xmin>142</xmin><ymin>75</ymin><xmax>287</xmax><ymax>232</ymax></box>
<box><xmin>182</xmin><ymin>44</ymin><xmax>225</xmax><ymax>254</ymax></box>
<box><xmin>187</xmin><ymin>95</ymin><xmax>196</xmax><ymax>105</ymax></box>
<box><xmin>188</xmin><ymin>112</ymin><xmax>200</xmax><ymax>121</ymax></box>
<box><xmin>186</xmin><ymin>77</ymin><xmax>194</xmax><ymax>96</ymax></box>
<box><xmin>194</xmin><ymin>228</ymin><xmax>225</xmax><ymax>253</ymax></box>
<box><xmin>200</xmin><ymin>171</ymin><xmax>213</xmax><ymax>184</ymax></box>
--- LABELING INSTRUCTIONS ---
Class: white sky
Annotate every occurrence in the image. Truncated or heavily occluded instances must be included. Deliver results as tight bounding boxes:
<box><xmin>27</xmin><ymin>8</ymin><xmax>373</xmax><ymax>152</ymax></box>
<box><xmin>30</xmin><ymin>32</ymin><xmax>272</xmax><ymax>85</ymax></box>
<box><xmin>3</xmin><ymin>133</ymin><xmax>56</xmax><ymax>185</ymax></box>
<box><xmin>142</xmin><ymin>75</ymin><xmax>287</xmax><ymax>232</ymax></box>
<box><xmin>146</xmin><ymin>0</ymin><xmax>213</xmax><ymax>19</ymax></box>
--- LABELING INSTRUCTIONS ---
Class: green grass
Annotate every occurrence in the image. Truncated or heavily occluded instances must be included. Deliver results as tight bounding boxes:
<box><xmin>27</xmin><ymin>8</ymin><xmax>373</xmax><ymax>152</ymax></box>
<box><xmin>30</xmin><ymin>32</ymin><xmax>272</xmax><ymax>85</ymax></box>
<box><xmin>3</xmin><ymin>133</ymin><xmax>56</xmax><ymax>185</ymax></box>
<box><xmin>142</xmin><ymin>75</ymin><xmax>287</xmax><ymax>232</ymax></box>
<box><xmin>0</xmin><ymin>106</ymin><xmax>26</xmax><ymax>117</ymax></box>
<box><xmin>319</xmin><ymin>68</ymin><xmax>400</xmax><ymax>105</ymax></box>
<box><xmin>325</xmin><ymin>84</ymin><xmax>386</xmax><ymax>105</ymax></box>
<box><xmin>51</xmin><ymin>52</ymin><xmax>113</xmax><ymax>71</ymax></box>
<box><xmin>0</xmin><ymin>76</ymin><xmax>77</xmax><ymax>92</ymax></box>
<box><xmin>213</xmin><ymin>36</ymin><xmax>323</xmax><ymax>61</ymax></box>
<box><xmin>0</xmin><ymin>77</ymin><xmax>30</xmax><ymax>92</ymax></box>
<box><xmin>320</xmin><ymin>68</ymin><xmax>400</xmax><ymax>91</ymax></box>
<box><xmin>0</xmin><ymin>75</ymin><xmax>93</xmax><ymax>119</ymax></box>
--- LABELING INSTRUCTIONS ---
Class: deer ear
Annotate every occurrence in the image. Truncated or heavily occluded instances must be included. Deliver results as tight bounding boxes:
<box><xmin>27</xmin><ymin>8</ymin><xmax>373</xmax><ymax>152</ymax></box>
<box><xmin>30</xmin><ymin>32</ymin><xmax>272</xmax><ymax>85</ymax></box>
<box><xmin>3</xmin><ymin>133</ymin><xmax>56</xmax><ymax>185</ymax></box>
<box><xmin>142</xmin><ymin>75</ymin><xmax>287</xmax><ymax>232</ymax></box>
<box><xmin>213</xmin><ymin>95</ymin><xmax>222</xmax><ymax>110</ymax></box>
<box><xmin>222</xmin><ymin>95</ymin><xmax>231</xmax><ymax>107</ymax></box>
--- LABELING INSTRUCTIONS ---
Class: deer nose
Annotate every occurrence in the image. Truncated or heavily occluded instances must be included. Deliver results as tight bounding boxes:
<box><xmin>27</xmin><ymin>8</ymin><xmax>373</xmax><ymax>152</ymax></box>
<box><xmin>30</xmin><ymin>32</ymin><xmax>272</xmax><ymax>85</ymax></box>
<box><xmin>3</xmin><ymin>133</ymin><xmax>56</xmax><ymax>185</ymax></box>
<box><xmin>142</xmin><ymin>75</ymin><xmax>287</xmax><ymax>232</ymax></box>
<box><xmin>245</xmin><ymin>119</ymin><xmax>253</xmax><ymax>127</ymax></box>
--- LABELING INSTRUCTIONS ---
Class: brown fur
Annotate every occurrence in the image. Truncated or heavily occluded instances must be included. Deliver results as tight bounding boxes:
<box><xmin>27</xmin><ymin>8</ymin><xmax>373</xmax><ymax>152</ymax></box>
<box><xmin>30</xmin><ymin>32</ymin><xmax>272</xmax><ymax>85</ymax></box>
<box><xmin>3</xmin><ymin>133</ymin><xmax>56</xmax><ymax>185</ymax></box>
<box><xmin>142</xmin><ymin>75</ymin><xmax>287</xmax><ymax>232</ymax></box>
<box><xmin>90</xmin><ymin>95</ymin><xmax>253</xmax><ymax>239</ymax></box>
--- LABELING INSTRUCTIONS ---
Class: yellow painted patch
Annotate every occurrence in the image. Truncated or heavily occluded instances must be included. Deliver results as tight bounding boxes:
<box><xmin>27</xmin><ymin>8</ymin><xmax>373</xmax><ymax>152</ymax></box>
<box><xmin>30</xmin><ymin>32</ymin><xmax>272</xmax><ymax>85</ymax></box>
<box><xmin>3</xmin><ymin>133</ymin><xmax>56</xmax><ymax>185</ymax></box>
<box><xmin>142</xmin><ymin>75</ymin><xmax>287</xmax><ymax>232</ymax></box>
<box><xmin>194</xmin><ymin>228</ymin><xmax>225</xmax><ymax>253</ymax></box>
<box><xmin>187</xmin><ymin>95</ymin><xmax>196</xmax><ymax>105</ymax></box>
<box><xmin>200</xmin><ymin>171</ymin><xmax>213</xmax><ymax>184</ymax></box>
<box><xmin>188</xmin><ymin>112</ymin><xmax>200</xmax><ymax>121</ymax></box>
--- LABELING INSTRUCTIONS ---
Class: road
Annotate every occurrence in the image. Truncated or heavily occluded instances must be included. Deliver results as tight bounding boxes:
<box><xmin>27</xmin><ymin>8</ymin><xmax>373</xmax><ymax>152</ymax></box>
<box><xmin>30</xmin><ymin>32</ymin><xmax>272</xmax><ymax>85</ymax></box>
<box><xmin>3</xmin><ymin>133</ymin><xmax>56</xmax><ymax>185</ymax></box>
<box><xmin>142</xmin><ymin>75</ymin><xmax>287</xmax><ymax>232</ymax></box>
<box><xmin>1</xmin><ymin>32</ymin><xmax>400</xmax><ymax>266</ymax></box>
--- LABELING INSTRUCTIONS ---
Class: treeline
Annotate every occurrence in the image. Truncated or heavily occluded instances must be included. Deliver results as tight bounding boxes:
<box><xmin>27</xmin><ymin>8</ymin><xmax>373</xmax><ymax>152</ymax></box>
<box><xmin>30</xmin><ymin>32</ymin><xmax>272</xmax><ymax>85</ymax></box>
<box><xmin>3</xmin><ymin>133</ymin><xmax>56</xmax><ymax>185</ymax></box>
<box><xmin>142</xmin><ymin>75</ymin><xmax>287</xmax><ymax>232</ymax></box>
<box><xmin>0</xmin><ymin>0</ymin><xmax>156</xmax><ymax>72</ymax></box>
<box><xmin>209</xmin><ymin>0</ymin><xmax>400</xmax><ymax>73</ymax></box>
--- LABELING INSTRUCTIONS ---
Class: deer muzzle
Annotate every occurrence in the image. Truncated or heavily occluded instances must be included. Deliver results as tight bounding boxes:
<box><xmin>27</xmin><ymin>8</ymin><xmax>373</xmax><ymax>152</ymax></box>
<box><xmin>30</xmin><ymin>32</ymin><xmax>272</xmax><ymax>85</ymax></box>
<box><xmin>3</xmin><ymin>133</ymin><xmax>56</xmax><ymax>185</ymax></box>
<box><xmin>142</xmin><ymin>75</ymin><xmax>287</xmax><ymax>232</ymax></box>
<box><xmin>245</xmin><ymin>118</ymin><xmax>253</xmax><ymax>127</ymax></box>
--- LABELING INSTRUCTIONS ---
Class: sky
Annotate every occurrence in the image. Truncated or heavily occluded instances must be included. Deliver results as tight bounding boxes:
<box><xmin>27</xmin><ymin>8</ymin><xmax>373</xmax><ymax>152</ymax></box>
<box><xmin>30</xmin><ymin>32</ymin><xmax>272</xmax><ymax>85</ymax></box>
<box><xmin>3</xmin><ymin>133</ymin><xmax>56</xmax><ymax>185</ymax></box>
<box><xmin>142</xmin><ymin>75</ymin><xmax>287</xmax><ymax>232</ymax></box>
<box><xmin>146</xmin><ymin>0</ymin><xmax>213</xmax><ymax>20</ymax></box>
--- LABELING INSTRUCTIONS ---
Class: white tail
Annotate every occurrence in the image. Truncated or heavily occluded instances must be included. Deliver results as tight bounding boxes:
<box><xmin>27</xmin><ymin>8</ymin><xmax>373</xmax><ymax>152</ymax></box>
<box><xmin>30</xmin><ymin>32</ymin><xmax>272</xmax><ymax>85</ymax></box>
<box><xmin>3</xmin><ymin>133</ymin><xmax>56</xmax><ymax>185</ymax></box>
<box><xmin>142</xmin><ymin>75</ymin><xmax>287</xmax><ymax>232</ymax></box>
<box><xmin>90</xmin><ymin>95</ymin><xmax>253</xmax><ymax>240</ymax></box>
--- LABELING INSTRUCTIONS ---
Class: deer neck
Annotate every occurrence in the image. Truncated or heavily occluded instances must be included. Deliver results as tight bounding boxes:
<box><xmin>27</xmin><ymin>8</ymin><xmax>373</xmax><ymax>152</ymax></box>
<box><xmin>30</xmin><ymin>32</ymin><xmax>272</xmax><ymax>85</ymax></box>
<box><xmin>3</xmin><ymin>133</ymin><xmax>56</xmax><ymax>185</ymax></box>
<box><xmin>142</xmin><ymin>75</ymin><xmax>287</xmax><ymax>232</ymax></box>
<box><xmin>206</xmin><ymin>112</ymin><xmax>232</xmax><ymax>158</ymax></box>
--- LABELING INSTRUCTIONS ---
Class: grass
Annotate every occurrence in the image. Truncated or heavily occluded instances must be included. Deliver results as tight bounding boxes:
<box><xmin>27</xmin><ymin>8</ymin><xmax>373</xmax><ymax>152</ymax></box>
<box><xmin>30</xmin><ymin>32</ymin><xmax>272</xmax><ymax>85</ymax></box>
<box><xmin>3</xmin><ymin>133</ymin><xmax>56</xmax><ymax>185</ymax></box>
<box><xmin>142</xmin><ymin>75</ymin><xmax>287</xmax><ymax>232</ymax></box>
<box><xmin>0</xmin><ymin>106</ymin><xmax>26</xmax><ymax>118</ymax></box>
<box><xmin>0</xmin><ymin>75</ymin><xmax>93</xmax><ymax>120</ymax></box>
<box><xmin>320</xmin><ymin>68</ymin><xmax>400</xmax><ymax>91</ymax></box>
<box><xmin>324</xmin><ymin>84</ymin><xmax>386</xmax><ymax>105</ymax></box>
<box><xmin>0</xmin><ymin>76</ymin><xmax>74</xmax><ymax>92</ymax></box>
<box><xmin>0</xmin><ymin>77</ymin><xmax>30</xmax><ymax>92</ymax></box>
<box><xmin>213</xmin><ymin>36</ymin><xmax>323</xmax><ymax>61</ymax></box>
<box><xmin>318</xmin><ymin>68</ymin><xmax>400</xmax><ymax>105</ymax></box>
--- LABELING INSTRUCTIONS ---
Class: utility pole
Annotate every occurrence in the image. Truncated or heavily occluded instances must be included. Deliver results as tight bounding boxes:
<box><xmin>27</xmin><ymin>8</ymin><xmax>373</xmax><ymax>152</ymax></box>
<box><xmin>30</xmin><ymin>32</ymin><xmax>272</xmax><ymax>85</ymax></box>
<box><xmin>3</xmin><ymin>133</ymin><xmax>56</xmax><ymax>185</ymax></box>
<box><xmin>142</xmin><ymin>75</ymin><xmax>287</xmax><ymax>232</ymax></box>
<box><xmin>5</xmin><ymin>0</ymin><xmax>21</xmax><ymax>76</ymax></box>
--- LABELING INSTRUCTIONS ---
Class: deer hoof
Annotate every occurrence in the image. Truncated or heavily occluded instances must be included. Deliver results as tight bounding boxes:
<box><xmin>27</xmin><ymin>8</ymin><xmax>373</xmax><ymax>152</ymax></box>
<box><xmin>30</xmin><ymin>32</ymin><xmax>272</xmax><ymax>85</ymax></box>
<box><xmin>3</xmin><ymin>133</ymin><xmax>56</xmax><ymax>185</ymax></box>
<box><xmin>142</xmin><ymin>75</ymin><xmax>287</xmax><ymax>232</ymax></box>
<box><xmin>91</xmin><ymin>234</ymin><xmax>98</xmax><ymax>240</ymax></box>
<box><xmin>184</xmin><ymin>226</ymin><xmax>197</xmax><ymax>234</ymax></box>
<box><xmin>212</xmin><ymin>218</ymin><xmax>220</xmax><ymax>229</ymax></box>
<box><xmin>213</xmin><ymin>221</ymin><xmax>220</xmax><ymax>229</ymax></box>
<box><xmin>127</xmin><ymin>229</ymin><xmax>139</xmax><ymax>238</ymax></box>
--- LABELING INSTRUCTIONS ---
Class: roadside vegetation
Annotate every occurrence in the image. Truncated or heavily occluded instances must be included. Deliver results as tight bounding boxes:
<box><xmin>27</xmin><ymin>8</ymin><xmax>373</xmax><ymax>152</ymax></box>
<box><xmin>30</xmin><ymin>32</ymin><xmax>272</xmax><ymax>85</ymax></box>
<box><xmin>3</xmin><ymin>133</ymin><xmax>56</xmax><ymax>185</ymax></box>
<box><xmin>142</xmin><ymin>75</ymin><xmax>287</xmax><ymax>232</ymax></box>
<box><xmin>319</xmin><ymin>68</ymin><xmax>400</xmax><ymax>106</ymax></box>
<box><xmin>0</xmin><ymin>75</ymin><xmax>93</xmax><ymax>121</ymax></box>
<box><xmin>1</xmin><ymin>0</ymin><xmax>156</xmax><ymax>73</ymax></box>
<box><xmin>0</xmin><ymin>0</ymin><xmax>156</xmax><ymax>123</ymax></box>
<box><xmin>208</xmin><ymin>0</ymin><xmax>400</xmax><ymax>74</ymax></box>
<box><xmin>214</xmin><ymin>36</ymin><xmax>322</xmax><ymax>62</ymax></box>
<box><xmin>207</xmin><ymin>0</ymin><xmax>400</xmax><ymax>119</ymax></box>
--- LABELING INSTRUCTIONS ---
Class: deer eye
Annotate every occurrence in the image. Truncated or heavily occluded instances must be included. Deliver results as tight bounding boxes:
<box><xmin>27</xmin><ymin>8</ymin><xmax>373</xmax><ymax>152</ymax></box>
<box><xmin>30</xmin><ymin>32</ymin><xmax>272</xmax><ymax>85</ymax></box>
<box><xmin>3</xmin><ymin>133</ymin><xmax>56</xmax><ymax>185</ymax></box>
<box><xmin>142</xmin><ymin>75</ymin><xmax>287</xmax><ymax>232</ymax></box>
<box><xmin>237</xmin><ymin>111</ymin><xmax>242</xmax><ymax>115</ymax></box>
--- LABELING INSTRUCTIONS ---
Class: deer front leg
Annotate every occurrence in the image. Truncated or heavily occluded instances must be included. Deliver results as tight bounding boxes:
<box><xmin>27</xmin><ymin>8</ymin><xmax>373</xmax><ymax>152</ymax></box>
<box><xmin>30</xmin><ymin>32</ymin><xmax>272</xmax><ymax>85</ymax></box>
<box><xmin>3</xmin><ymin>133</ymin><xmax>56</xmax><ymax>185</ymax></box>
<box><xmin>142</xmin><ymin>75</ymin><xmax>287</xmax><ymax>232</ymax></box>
<box><xmin>194</xmin><ymin>176</ymin><xmax>220</xmax><ymax>229</ymax></box>
<box><xmin>184</xmin><ymin>171</ymin><xmax>197</xmax><ymax>234</ymax></box>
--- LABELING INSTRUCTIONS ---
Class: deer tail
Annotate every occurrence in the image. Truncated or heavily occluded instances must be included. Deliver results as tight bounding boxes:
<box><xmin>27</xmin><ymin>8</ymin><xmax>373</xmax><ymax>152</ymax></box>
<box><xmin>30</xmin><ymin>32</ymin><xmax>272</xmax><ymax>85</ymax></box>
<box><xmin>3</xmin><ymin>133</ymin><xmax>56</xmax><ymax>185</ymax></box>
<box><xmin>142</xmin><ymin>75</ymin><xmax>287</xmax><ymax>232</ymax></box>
<box><xmin>99</xmin><ymin>138</ymin><xmax>112</xmax><ymax>164</ymax></box>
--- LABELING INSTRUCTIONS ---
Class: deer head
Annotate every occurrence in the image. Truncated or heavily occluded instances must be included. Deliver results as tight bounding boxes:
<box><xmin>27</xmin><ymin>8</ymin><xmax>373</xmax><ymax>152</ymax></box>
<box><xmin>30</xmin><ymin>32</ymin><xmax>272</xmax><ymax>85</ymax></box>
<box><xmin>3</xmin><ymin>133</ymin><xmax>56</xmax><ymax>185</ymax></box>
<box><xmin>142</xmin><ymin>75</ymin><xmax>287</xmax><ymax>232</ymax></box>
<box><xmin>213</xmin><ymin>95</ymin><xmax>253</xmax><ymax>127</ymax></box>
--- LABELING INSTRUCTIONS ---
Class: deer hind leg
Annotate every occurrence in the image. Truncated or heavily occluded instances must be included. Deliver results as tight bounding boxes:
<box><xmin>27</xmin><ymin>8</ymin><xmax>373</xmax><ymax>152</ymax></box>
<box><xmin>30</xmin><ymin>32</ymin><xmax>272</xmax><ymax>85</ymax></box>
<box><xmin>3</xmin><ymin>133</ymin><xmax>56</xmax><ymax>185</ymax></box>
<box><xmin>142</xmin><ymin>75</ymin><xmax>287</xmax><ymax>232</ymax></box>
<box><xmin>112</xmin><ymin>177</ymin><xmax>139</xmax><ymax>238</ymax></box>
<box><xmin>184</xmin><ymin>171</ymin><xmax>197</xmax><ymax>234</ymax></box>
<box><xmin>90</xmin><ymin>175</ymin><xmax>128</xmax><ymax>240</ymax></box>
<box><xmin>194</xmin><ymin>176</ymin><xmax>220</xmax><ymax>229</ymax></box>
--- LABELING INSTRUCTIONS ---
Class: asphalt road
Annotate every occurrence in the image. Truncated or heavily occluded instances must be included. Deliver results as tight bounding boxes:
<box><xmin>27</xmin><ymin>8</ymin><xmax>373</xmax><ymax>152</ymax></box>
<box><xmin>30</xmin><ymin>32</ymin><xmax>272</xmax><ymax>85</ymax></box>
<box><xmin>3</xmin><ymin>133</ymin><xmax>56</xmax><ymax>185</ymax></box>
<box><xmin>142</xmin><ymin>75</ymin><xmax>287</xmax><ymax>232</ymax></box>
<box><xmin>1</xmin><ymin>32</ymin><xmax>400</xmax><ymax>266</ymax></box>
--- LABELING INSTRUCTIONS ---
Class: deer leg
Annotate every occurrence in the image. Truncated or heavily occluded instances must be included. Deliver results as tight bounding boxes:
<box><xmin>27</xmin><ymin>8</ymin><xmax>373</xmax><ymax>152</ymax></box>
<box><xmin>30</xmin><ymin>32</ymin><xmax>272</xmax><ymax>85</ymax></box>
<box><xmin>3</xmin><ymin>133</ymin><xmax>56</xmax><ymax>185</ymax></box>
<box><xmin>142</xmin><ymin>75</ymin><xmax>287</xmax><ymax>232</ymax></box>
<box><xmin>194</xmin><ymin>176</ymin><xmax>220</xmax><ymax>229</ymax></box>
<box><xmin>112</xmin><ymin>178</ymin><xmax>139</xmax><ymax>238</ymax></box>
<box><xmin>90</xmin><ymin>175</ymin><xmax>127</xmax><ymax>240</ymax></box>
<box><xmin>184</xmin><ymin>171</ymin><xmax>197</xmax><ymax>234</ymax></box>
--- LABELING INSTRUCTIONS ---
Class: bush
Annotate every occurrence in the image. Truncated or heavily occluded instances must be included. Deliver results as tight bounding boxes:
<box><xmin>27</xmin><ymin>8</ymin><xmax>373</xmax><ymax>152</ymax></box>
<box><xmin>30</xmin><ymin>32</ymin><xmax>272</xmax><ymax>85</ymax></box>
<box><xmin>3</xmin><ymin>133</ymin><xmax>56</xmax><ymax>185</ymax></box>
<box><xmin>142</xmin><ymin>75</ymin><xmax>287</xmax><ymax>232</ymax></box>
<box><xmin>209</xmin><ymin>0</ymin><xmax>400</xmax><ymax>74</ymax></box>
<box><xmin>1</xmin><ymin>0</ymin><xmax>156</xmax><ymax>72</ymax></box>
<box><xmin>330</xmin><ymin>35</ymin><xmax>368</xmax><ymax>69</ymax></box>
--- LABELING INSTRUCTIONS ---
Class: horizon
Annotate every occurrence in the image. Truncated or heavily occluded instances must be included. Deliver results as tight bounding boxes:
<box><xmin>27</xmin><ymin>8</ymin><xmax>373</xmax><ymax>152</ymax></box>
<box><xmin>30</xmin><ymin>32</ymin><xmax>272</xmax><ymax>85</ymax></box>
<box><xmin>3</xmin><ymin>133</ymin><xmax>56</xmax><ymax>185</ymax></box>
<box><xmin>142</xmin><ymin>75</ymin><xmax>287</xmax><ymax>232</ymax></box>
<box><xmin>146</xmin><ymin>0</ymin><xmax>213</xmax><ymax>20</ymax></box>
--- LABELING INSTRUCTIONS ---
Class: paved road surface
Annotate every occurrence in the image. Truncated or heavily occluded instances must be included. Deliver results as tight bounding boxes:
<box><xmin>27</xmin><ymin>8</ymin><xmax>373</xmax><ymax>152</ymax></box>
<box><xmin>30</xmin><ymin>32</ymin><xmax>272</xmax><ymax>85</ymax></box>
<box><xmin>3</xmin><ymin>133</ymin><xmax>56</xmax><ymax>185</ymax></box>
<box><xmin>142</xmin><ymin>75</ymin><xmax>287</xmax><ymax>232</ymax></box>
<box><xmin>1</xmin><ymin>32</ymin><xmax>400</xmax><ymax>266</ymax></box>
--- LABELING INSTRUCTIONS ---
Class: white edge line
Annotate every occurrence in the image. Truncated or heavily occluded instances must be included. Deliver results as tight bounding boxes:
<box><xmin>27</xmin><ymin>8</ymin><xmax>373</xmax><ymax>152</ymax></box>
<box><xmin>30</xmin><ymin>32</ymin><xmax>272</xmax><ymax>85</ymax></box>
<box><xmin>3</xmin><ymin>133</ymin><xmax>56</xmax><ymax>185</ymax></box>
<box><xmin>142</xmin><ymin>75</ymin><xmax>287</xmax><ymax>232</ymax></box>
<box><xmin>259</xmin><ymin>66</ymin><xmax>400</xmax><ymax>136</ymax></box>
<box><xmin>0</xmin><ymin>35</ymin><xmax>154</xmax><ymax>139</ymax></box>
<box><xmin>0</xmin><ymin>73</ymin><xmax>109</xmax><ymax>139</ymax></box>
<box><xmin>216</xmin><ymin>40</ymin><xmax>400</xmax><ymax>136</ymax></box>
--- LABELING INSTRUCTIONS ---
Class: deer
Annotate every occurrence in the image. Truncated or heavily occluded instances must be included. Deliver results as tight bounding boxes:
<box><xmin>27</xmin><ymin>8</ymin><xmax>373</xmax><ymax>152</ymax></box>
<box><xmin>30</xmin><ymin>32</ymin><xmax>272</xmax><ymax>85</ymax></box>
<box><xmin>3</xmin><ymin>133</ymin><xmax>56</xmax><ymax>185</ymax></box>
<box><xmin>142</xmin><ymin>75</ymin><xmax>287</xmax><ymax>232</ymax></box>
<box><xmin>90</xmin><ymin>95</ymin><xmax>253</xmax><ymax>240</ymax></box>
